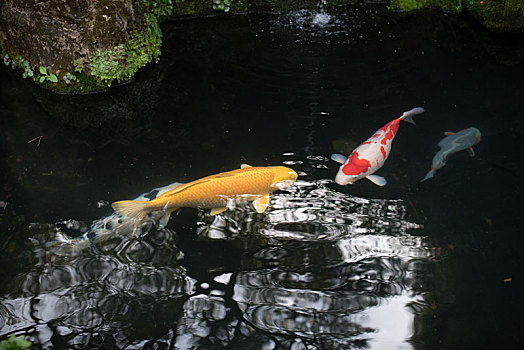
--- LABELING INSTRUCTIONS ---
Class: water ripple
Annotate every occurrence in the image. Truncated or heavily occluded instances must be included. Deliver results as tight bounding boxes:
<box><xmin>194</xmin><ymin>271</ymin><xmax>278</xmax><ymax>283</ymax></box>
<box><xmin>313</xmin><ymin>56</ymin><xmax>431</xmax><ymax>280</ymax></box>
<box><xmin>0</xmin><ymin>224</ymin><xmax>196</xmax><ymax>344</ymax></box>
<box><xmin>199</xmin><ymin>180</ymin><xmax>423</xmax><ymax>243</ymax></box>
<box><xmin>187</xmin><ymin>179</ymin><xmax>432</xmax><ymax>348</ymax></box>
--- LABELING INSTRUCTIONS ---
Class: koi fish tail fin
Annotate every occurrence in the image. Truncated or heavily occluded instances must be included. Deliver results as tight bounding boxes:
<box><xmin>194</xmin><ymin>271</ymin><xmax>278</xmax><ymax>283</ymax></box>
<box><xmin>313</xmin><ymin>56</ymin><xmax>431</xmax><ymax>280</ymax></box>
<box><xmin>112</xmin><ymin>200</ymin><xmax>151</xmax><ymax>225</ymax></box>
<box><xmin>400</xmin><ymin>107</ymin><xmax>425</xmax><ymax>125</ymax></box>
<box><xmin>421</xmin><ymin>169</ymin><xmax>435</xmax><ymax>182</ymax></box>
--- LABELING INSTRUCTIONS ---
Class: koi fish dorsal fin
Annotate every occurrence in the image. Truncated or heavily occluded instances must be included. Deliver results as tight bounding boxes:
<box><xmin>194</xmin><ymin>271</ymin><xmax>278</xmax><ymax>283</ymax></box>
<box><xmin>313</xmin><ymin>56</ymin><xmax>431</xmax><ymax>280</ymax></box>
<box><xmin>241</xmin><ymin>164</ymin><xmax>252</xmax><ymax>168</ymax></box>
<box><xmin>213</xmin><ymin>172</ymin><xmax>237</xmax><ymax>179</ymax></box>
<box><xmin>210</xmin><ymin>207</ymin><xmax>228</xmax><ymax>216</ymax></box>
<box><xmin>444</xmin><ymin>132</ymin><xmax>455</xmax><ymax>136</ymax></box>
<box><xmin>167</xmin><ymin>179</ymin><xmax>213</xmax><ymax>194</ymax></box>
<box><xmin>253</xmin><ymin>194</ymin><xmax>270</xmax><ymax>213</ymax></box>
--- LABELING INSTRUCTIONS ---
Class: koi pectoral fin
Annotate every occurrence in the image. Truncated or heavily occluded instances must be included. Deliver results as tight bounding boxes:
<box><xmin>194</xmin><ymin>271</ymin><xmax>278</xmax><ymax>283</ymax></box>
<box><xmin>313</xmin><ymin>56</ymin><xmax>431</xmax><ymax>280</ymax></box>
<box><xmin>253</xmin><ymin>194</ymin><xmax>270</xmax><ymax>213</ymax></box>
<box><xmin>467</xmin><ymin>147</ymin><xmax>476</xmax><ymax>157</ymax></box>
<box><xmin>366</xmin><ymin>174</ymin><xmax>387</xmax><ymax>186</ymax></box>
<box><xmin>330</xmin><ymin>153</ymin><xmax>347</xmax><ymax>164</ymax></box>
<box><xmin>210</xmin><ymin>207</ymin><xmax>228</xmax><ymax>216</ymax></box>
<box><xmin>158</xmin><ymin>209</ymin><xmax>178</xmax><ymax>229</ymax></box>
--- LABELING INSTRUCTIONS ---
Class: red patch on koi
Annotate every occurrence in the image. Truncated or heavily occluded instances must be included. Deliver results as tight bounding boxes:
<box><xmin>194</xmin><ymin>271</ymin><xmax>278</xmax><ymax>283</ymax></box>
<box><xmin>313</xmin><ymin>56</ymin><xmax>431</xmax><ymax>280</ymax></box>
<box><xmin>342</xmin><ymin>151</ymin><xmax>371</xmax><ymax>176</ymax></box>
<box><xmin>380</xmin><ymin>121</ymin><xmax>399</xmax><ymax>145</ymax></box>
<box><xmin>380</xmin><ymin>146</ymin><xmax>386</xmax><ymax>158</ymax></box>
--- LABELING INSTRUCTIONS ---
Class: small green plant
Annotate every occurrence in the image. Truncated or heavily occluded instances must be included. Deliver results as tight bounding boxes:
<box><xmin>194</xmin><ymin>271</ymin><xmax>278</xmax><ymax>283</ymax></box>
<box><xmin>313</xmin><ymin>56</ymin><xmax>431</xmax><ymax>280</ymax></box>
<box><xmin>73</xmin><ymin>57</ymin><xmax>85</xmax><ymax>73</ymax></box>
<box><xmin>4</xmin><ymin>55</ymin><xmax>34</xmax><ymax>79</ymax></box>
<box><xmin>38</xmin><ymin>66</ymin><xmax>58</xmax><ymax>83</ymax></box>
<box><xmin>63</xmin><ymin>72</ymin><xmax>77</xmax><ymax>84</ymax></box>
<box><xmin>213</xmin><ymin>0</ymin><xmax>232</xmax><ymax>12</ymax></box>
<box><xmin>20</xmin><ymin>60</ymin><xmax>34</xmax><ymax>79</ymax></box>
<box><xmin>0</xmin><ymin>334</ymin><xmax>32</xmax><ymax>350</ymax></box>
<box><xmin>144</xmin><ymin>0</ymin><xmax>174</xmax><ymax>17</ymax></box>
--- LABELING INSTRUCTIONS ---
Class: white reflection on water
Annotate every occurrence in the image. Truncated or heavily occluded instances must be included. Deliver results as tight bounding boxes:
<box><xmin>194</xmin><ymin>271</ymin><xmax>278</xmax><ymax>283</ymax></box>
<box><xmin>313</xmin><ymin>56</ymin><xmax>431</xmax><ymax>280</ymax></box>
<box><xmin>200</xmin><ymin>180</ymin><xmax>424</xmax><ymax>242</ymax></box>
<box><xmin>1</xmin><ymin>180</ymin><xmax>432</xmax><ymax>348</ymax></box>
<box><xmin>181</xmin><ymin>180</ymin><xmax>433</xmax><ymax>349</ymax></box>
<box><xmin>0</xmin><ymin>226</ymin><xmax>196</xmax><ymax>347</ymax></box>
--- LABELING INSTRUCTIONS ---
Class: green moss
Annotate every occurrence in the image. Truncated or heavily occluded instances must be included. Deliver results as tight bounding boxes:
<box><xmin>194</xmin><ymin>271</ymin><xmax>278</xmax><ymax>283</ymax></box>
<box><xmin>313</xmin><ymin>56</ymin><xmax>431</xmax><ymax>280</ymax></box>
<box><xmin>389</xmin><ymin>0</ymin><xmax>420</xmax><ymax>11</ymax></box>
<box><xmin>171</xmin><ymin>0</ymin><xmax>213</xmax><ymax>16</ymax></box>
<box><xmin>1</xmin><ymin>1</ymin><xmax>173</xmax><ymax>93</ymax></box>
<box><xmin>231</xmin><ymin>0</ymin><xmax>249</xmax><ymax>11</ymax></box>
<box><xmin>0</xmin><ymin>335</ymin><xmax>31</xmax><ymax>350</ymax></box>
<box><xmin>388</xmin><ymin>0</ymin><xmax>524</xmax><ymax>29</ymax></box>
<box><xmin>89</xmin><ymin>14</ymin><xmax>162</xmax><ymax>87</ymax></box>
<box><xmin>144</xmin><ymin>0</ymin><xmax>175</xmax><ymax>16</ymax></box>
<box><xmin>389</xmin><ymin>0</ymin><xmax>462</xmax><ymax>13</ymax></box>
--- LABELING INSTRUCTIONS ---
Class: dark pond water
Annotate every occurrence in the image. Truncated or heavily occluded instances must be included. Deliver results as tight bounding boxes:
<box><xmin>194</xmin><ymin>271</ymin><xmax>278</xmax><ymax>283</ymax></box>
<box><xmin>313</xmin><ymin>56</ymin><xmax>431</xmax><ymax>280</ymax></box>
<box><xmin>1</xmin><ymin>4</ymin><xmax>524</xmax><ymax>349</ymax></box>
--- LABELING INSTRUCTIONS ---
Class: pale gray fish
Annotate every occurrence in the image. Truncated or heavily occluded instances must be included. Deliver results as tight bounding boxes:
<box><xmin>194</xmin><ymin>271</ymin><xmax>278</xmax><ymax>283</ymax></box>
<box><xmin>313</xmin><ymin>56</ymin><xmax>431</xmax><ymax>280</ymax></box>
<box><xmin>422</xmin><ymin>127</ymin><xmax>481</xmax><ymax>181</ymax></box>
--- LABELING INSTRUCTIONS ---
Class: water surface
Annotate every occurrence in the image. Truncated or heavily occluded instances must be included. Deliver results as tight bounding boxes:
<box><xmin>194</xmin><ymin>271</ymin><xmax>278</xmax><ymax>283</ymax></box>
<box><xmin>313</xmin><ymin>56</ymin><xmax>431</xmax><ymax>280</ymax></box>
<box><xmin>1</xmin><ymin>4</ymin><xmax>524</xmax><ymax>349</ymax></box>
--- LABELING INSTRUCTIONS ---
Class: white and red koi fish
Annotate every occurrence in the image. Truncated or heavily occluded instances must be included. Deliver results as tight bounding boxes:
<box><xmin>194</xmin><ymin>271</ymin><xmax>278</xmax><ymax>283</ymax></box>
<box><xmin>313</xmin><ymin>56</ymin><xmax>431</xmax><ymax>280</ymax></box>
<box><xmin>421</xmin><ymin>127</ymin><xmax>481</xmax><ymax>181</ymax></box>
<box><xmin>331</xmin><ymin>107</ymin><xmax>425</xmax><ymax>186</ymax></box>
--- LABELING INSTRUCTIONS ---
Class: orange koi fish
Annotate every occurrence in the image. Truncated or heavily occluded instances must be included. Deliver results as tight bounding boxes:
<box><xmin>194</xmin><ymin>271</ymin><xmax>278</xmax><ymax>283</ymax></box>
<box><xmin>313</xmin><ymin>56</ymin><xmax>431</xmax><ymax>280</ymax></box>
<box><xmin>112</xmin><ymin>164</ymin><xmax>298</xmax><ymax>228</ymax></box>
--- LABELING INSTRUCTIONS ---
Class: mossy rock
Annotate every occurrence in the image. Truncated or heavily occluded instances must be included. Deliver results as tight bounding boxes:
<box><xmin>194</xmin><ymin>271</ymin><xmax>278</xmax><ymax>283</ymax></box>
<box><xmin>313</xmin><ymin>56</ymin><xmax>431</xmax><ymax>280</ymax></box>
<box><xmin>388</xmin><ymin>0</ymin><xmax>462</xmax><ymax>13</ymax></box>
<box><xmin>388</xmin><ymin>0</ymin><xmax>523</xmax><ymax>32</ymax></box>
<box><xmin>0</xmin><ymin>0</ymin><xmax>166</xmax><ymax>93</ymax></box>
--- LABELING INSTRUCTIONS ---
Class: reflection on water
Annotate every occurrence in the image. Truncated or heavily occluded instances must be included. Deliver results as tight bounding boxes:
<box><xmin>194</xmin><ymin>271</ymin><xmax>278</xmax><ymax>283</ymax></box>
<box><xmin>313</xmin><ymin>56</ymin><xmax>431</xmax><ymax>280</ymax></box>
<box><xmin>0</xmin><ymin>225</ymin><xmax>195</xmax><ymax>348</ymax></box>
<box><xmin>1</xmin><ymin>3</ymin><xmax>523</xmax><ymax>347</ymax></box>
<box><xmin>180</xmin><ymin>180</ymin><xmax>433</xmax><ymax>349</ymax></box>
<box><xmin>49</xmin><ymin>181</ymin><xmax>185</xmax><ymax>256</ymax></box>
<box><xmin>1</xmin><ymin>178</ymin><xmax>433</xmax><ymax>348</ymax></box>
<box><xmin>199</xmin><ymin>180</ymin><xmax>423</xmax><ymax>242</ymax></box>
